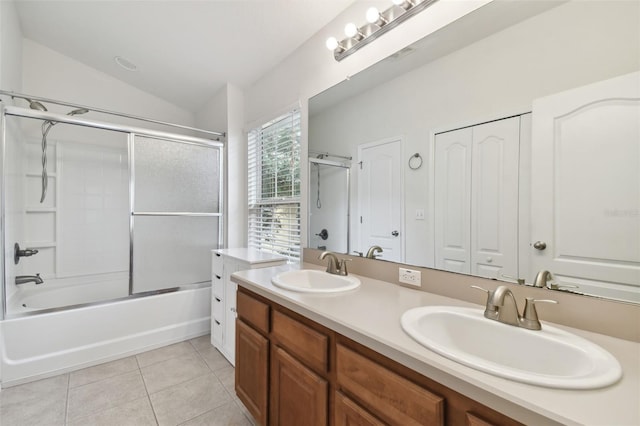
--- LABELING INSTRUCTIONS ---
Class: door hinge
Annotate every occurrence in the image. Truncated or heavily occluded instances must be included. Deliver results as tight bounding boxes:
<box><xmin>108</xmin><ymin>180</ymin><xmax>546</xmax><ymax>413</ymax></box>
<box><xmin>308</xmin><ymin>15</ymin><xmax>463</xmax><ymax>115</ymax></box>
<box><xmin>358</xmin><ymin>161</ymin><xmax>363</xmax><ymax>170</ymax></box>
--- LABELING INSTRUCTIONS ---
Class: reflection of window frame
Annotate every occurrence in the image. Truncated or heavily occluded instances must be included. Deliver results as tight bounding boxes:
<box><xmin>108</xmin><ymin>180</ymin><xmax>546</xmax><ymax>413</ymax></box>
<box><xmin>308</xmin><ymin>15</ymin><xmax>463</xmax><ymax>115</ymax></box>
<box><xmin>247</xmin><ymin>109</ymin><xmax>301</xmax><ymax>262</ymax></box>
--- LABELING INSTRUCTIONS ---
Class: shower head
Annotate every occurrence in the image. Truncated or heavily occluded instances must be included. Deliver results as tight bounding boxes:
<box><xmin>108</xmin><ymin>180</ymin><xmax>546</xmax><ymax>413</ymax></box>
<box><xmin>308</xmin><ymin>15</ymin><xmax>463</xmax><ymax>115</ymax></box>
<box><xmin>67</xmin><ymin>108</ymin><xmax>89</xmax><ymax>116</ymax></box>
<box><xmin>26</xmin><ymin>98</ymin><xmax>48</xmax><ymax>112</ymax></box>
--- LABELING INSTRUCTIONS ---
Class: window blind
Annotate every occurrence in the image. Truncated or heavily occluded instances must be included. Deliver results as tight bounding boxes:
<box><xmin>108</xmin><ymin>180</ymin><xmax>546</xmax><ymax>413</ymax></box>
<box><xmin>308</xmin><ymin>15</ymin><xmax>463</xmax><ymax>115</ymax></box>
<box><xmin>248</xmin><ymin>109</ymin><xmax>301</xmax><ymax>261</ymax></box>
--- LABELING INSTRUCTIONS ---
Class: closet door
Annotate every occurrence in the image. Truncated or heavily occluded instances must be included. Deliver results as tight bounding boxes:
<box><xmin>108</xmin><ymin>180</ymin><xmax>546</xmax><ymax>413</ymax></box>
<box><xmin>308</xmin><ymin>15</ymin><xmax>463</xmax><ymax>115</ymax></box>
<box><xmin>434</xmin><ymin>128</ymin><xmax>472</xmax><ymax>273</ymax></box>
<box><xmin>470</xmin><ymin>117</ymin><xmax>520</xmax><ymax>279</ymax></box>
<box><xmin>531</xmin><ymin>72</ymin><xmax>639</xmax><ymax>296</ymax></box>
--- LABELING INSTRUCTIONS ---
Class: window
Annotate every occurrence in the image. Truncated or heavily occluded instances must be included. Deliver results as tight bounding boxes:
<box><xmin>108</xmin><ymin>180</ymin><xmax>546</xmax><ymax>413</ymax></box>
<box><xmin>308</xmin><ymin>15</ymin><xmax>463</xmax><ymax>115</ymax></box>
<box><xmin>248</xmin><ymin>109</ymin><xmax>301</xmax><ymax>261</ymax></box>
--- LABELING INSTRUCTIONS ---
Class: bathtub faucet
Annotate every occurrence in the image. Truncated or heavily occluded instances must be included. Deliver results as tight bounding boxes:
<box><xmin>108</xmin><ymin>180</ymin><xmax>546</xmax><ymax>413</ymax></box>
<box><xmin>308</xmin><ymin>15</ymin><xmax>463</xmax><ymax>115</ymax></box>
<box><xmin>16</xmin><ymin>274</ymin><xmax>44</xmax><ymax>285</ymax></box>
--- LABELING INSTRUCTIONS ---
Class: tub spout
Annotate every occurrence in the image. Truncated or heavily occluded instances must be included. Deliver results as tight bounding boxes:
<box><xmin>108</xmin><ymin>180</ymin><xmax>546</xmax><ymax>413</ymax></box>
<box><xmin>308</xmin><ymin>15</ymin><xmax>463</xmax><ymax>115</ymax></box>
<box><xmin>16</xmin><ymin>274</ymin><xmax>44</xmax><ymax>285</ymax></box>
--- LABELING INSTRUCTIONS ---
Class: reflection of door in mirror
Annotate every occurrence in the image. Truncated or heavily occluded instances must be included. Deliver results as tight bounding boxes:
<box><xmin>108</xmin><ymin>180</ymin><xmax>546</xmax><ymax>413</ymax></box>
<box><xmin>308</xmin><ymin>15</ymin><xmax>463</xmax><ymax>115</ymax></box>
<box><xmin>357</xmin><ymin>138</ymin><xmax>403</xmax><ymax>262</ymax></box>
<box><xmin>309</xmin><ymin>159</ymin><xmax>350</xmax><ymax>254</ymax></box>
<box><xmin>435</xmin><ymin>116</ymin><xmax>521</xmax><ymax>280</ymax></box>
<box><xmin>531</xmin><ymin>71</ymin><xmax>640</xmax><ymax>303</ymax></box>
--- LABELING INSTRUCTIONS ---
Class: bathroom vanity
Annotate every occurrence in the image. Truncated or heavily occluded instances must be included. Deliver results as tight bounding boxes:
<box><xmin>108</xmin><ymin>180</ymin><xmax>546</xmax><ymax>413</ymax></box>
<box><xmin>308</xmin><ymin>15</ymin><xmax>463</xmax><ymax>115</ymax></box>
<box><xmin>210</xmin><ymin>248</ymin><xmax>286</xmax><ymax>365</ymax></box>
<box><xmin>231</xmin><ymin>263</ymin><xmax>640</xmax><ymax>425</ymax></box>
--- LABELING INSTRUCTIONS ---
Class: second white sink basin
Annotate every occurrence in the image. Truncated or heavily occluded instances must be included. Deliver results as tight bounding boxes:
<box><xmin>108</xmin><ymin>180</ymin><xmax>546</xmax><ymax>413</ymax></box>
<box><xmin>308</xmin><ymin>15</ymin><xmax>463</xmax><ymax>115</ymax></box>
<box><xmin>271</xmin><ymin>270</ymin><xmax>360</xmax><ymax>293</ymax></box>
<box><xmin>401</xmin><ymin>306</ymin><xmax>622</xmax><ymax>389</ymax></box>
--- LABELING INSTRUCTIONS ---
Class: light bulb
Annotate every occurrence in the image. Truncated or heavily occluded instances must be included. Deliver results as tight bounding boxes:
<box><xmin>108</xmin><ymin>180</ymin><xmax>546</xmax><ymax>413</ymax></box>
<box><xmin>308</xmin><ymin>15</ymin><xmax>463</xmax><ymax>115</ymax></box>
<box><xmin>392</xmin><ymin>0</ymin><xmax>414</xmax><ymax>9</ymax></box>
<box><xmin>366</xmin><ymin>7</ymin><xmax>381</xmax><ymax>24</ymax></box>
<box><xmin>325</xmin><ymin>37</ymin><xmax>339</xmax><ymax>51</ymax></box>
<box><xmin>344</xmin><ymin>23</ymin><xmax>357</xmax><ymax>38</ymax></box>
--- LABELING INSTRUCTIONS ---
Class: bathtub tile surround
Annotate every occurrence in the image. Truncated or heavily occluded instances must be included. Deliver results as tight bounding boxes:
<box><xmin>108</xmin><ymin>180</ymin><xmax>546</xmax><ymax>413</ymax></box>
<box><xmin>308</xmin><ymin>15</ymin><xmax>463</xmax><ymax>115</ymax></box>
<box><xmin>0</xmin><ymin>335</ymin><xmax>254</xmax><ymax>426</ymax></box>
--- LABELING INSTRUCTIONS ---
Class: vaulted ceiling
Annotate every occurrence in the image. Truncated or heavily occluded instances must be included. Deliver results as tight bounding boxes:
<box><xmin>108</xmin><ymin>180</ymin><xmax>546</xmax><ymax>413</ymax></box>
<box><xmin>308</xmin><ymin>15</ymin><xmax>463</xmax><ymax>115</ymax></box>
<box><xmin>15</xmin><ymin>0</ymin><xmax>355</xmax><ymax>112</ymax></box>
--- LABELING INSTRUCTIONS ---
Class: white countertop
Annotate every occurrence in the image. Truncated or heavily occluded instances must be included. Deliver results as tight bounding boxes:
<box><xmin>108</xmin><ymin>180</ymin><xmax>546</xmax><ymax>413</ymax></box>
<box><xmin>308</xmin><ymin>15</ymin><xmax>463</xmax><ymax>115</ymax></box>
<box><xmin>213</xmin><ymin>248</ymin><xmax>287</xmax><ymax>265</ymax></box>
<box><xmin>231</xmin><ymin>263</ymin><xmax>640</xmax><ymax>426</ymax></box>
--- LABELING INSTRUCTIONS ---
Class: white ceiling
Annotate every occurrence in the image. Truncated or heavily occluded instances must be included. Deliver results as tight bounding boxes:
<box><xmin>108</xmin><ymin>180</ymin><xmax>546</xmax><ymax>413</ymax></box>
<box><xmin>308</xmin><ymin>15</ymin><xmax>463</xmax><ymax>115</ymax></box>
<box><xmin>15</xmin><ymin>0</ymin><xmax>355</xmax><ymax>112</ymax></box>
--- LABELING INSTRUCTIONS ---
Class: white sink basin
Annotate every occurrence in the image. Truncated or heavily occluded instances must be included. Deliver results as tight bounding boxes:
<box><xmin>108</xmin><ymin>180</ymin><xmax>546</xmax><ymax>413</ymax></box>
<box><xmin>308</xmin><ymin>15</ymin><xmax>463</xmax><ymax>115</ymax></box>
<box><xmin>271</xmin><ymin>270</ymin><xmax>360</xmax><ymax>293</ymax></box>
<box><xmin>401</xmin><ymin>306</ymin><xmax>622</xmax><ymax>389</ymax></box>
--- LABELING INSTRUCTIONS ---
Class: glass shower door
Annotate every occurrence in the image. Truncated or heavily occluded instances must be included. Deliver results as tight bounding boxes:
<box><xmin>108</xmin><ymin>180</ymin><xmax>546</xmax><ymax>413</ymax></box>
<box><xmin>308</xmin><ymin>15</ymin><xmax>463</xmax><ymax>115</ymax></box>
<box><xmin>131</xmin><ymin>135</ymin><xmax>222</xmax><ymax>293</ymax></box>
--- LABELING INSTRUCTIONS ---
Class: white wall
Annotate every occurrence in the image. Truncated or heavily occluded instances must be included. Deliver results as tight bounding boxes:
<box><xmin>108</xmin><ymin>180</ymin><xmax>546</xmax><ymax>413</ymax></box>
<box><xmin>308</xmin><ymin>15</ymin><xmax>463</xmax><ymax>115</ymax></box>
<box><xmin>0</xmin><ymin>0</ymin><xmax>24</xmax><ymax>325</ymax></box>
<box><xmin>196</xmin><ymin>83</ymin><xmax>245</xmax><ymax>248</ymax></box>
<box><xmin>309</xmin><ymin>0</ymin><xmax>640</xmax><ymax>266</ymax></box>
<box><xmin>243</xmin><ymin>1</ymin><xmax>492</xmax><ymax>251</ymax></box>
<box><xmin>21</xmin><ymin>40</ymin><xmax>196</xmax><ymax>134</ymax></box>
<box><xmin>0</xmin><ymin>0</ymin><xmax>22</xmax><ymax>93</ymax></box>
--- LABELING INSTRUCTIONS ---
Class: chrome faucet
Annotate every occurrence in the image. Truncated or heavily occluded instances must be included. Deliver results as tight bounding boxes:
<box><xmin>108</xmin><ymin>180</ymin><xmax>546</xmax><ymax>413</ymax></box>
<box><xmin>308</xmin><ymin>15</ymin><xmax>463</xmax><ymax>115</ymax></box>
<box><xmin>319</xmin><ymin>251</ymin><xmax>350</xmax><ymax>276</ymax></box>
<box><xmin>484</xmin><ymin>285</ymin><xmax>521</xmax><ymax>326</ymax></box>
<box><xmin>472</xmin><ymin>285</ymin><xmax>557</xmax><ymax>330</ymax></box>
<box><xmin>533</xmin><ymin>270</ymin><xmax>579</xmax><ymax>291</ymax></box>
<box><xmin>365</xmin><ymin>245</ymin><xmax>383</xmax><ymax>259</ymax></box>
<box><xmin>16</xmin><ymin>274</ymin><xmax>44</xmax><ymax>285</ymax></box>
<box><xmin>533</xmin><ymin>270</ymin><xmax>553</xmax><ymax>288</ymax></box>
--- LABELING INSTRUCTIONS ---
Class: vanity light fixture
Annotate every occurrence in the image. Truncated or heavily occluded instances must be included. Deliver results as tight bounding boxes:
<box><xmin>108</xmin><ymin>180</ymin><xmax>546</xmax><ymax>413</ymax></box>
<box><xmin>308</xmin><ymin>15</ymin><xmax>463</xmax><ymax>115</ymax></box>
<box><xmin>326</xmin><ymin>0</ymin><xmax>439</xmax><ymax>62</ymax></box>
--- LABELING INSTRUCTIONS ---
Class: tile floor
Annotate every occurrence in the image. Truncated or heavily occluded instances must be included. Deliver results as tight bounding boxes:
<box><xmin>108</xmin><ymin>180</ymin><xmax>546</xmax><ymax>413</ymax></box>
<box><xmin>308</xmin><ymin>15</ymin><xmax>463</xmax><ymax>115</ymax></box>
<box><xmin>0</xmin><ymin>335</ymin><xmax>255</xmax><ymax>426</ymax></box>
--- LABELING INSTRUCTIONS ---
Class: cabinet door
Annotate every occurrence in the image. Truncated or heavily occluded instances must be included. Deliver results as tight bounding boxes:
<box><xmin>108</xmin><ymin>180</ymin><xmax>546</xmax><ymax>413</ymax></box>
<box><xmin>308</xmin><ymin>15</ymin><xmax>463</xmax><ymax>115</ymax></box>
<box><xmin>335</xmin><ymin>391</ymin><xmax>386</xmax><ymax>426</ymax></box>
<box><xmin>236</xmin><ymin>320</ymin><xmax>269</xmax><ymax>426</ymax></box>
<box><xmin>271</xmin><ymin>346</ymin><xmax>328</xmax><ymax>426</ymax></box>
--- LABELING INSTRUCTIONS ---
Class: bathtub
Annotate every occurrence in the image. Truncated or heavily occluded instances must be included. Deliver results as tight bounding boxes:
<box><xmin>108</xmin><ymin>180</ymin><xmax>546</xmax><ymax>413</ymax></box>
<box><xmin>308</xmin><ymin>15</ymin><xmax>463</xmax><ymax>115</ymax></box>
<box><xmin>6</xmin><ymin>276</ymin><xmax>129</xmax><ymax>314</ymax></box>
<box><xmin>1</xmin><ymin>284</ymin><xmax>211</xmax><ymax>387</ymax></box>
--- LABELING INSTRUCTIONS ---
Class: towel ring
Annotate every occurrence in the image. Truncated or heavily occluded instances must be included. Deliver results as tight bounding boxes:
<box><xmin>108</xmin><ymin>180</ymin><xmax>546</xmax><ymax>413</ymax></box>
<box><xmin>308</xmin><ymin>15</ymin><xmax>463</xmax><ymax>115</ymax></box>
<box><xmin>408</xmin><ymin>153</ymin><xmax>423</xmax><ymax>170</ymax></box>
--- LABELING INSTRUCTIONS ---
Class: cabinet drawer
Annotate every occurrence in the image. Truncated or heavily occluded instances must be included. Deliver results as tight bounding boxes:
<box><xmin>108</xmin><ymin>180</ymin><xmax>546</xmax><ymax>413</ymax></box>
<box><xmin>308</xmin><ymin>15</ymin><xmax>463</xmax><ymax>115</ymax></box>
<box><xmin>272</xmin><ymin>310</ymin><xmax>329</xmax><ymax>373</ymax></box>
<box><xmin>212</xmin><ymin>275</ymin><xmax>223</xmax><ymax>299</ymax></box>
<box><xmin>212</xmin><ymin>295</ymin><xmax>223</xmax><ymax>320</ymax></box>
<box><xmin>212</xmin><ymin>317</ymin><xmax>223</xmax><ymax>345</ymax></box>
<box><xmin>212</xmin><ymin>252</ymin><xmax>224</xmax><ymax>276</ymax></box>
<box><xmin>237</xmin><ymin>290</ymin><xmax>270</xmax><ymax>334</ymax></box>
<box><xmin>466</xmin><ymin>412</ymin><xmax>498</xmax><ymax>426</ymax></box>
<box><xmin>334</xmin><ymin>391</ymin><xmax>385</xmax><ymax>426</ymax></box>
<box><xmin>336</xmin><ymin>344</ymin><xmax>444</xmax><ymax>426</ymax></box>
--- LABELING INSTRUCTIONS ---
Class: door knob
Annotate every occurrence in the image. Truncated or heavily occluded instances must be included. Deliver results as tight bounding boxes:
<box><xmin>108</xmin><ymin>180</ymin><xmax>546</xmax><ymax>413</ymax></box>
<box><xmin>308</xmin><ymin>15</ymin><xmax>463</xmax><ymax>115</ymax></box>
<box><xmin>533</xmin><ymin>241</ymin><xmax>547</xmax><ymax>250</ymax></box>
<box><xmin>391</xmin><ymin>230</ymin><xmax>399</xmax><ymax>237</ymax></box>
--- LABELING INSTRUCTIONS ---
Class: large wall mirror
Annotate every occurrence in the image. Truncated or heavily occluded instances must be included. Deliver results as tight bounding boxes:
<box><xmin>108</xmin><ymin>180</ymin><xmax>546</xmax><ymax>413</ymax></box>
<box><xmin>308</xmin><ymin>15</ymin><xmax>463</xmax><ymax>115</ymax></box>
<box><xmin>308</xmin><ymin>0</ymin><xmax>639</xmax><ymax>304</ymax></box>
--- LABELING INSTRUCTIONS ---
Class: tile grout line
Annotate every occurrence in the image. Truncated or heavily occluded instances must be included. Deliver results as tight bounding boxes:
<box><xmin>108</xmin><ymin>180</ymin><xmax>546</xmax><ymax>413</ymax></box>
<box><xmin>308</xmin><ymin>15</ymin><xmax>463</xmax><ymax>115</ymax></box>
<box><xmin>64</xmin><ymin>373</ymin><xmax>71</xmax><ymax>426</ymax></box>
<box><xmin>136</xmin><ymin>353</ymin><xmax>160</xmax><ymax>426</ymax></box>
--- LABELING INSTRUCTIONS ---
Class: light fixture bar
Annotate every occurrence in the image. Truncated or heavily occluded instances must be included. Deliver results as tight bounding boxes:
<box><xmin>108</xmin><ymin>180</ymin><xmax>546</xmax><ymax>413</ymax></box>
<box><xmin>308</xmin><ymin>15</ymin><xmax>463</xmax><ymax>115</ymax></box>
<box><xmin>332</xmin><ymin>0</ymin><xmax>439</xmax><ymax>62</ymax></box>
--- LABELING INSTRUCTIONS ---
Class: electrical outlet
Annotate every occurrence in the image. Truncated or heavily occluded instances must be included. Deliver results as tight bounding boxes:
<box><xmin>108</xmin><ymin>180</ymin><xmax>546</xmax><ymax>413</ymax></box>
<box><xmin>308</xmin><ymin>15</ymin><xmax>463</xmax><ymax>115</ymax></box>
<box><xmin>399</xmin><ymin>268</ymin><xmax>421</xmax><ymax>287</ymax></box>
<box><xmin>415</xmin><ymin>209</ymin><xmax>425</xmax><ymax>220</ymax></box>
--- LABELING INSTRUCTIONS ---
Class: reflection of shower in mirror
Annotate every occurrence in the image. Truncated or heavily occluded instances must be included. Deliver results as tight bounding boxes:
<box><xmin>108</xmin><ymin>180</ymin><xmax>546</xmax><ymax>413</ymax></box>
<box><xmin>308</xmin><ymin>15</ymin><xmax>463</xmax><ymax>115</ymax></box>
<box><xmin>308</xmin><ymin>155</ymin><xmax>351</xmax><ymax>254</ymax></box>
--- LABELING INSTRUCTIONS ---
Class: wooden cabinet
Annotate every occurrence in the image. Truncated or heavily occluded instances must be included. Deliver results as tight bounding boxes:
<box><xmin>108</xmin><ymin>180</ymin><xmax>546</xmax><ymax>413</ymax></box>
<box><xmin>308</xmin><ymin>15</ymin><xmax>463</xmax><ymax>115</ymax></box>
<box><xmin>334</xmin><ymin>392</ymin><xmax>385</xmax><ymax>426</ymax></box>
<box><xmin>235</xmin><ymin>287</ymin><xmax>521</xmax><ymax>426</ymax></box>
<box><xmin>271</xmin><ymin>346</ymin><xmax>328</xmax><ymax>426</ymax></box>
<box><xmin>236</xmin><ymin>320</ymin><xmax>269</xmax><ymax>426</ymax></box>
<box><xmin>336</xmin><ymin>344</ymin><xmax>444</xmax><ymax>426</ymax></box>
<box><xmin>211</xmin><ymin>249</ymin><xmax>286</xmax><ymax>365</ymax></box>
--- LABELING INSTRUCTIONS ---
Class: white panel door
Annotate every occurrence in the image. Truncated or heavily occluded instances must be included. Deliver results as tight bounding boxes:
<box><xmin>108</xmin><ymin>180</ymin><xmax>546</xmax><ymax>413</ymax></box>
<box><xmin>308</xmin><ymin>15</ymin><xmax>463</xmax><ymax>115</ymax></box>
<box><xmin>471</xmin><ymin>117</ymin><xmax>520</xmax><ymax>279</ymax></box>
<box><xmin>531</xmin><ymin>71</ymin><xmax>640</xmax><ymax>297</ymax></box>
<box><xmin>434</xmin><ymin>128</ymin><xmax>472</xmax><ymax>273</ymax></box>
<box><xmin>358</xmin><ymin>139</ymin><xmax>403</xmax><ymax>262</ymax></box>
